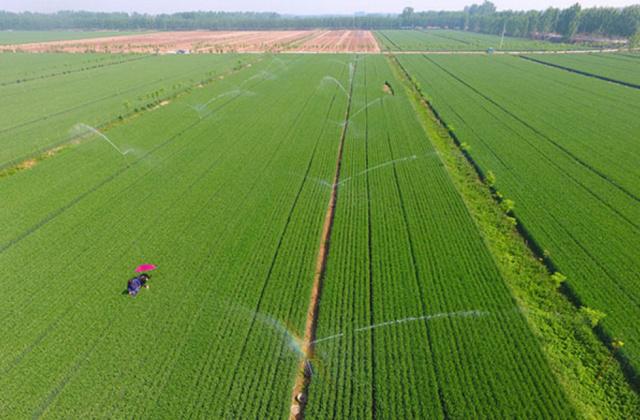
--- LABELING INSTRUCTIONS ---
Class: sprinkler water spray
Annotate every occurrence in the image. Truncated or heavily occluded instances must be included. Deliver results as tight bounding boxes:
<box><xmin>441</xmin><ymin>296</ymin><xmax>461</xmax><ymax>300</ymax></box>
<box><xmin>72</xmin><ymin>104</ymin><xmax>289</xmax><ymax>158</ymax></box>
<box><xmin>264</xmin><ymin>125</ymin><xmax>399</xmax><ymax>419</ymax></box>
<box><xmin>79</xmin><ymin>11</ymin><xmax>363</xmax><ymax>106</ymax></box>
<box><xmin>312</xmin><ymin>310</ymin><xmax>489</xmax><ymax>345</ymax></box>
<box><xmin>320</xmin><ymin>76</ymin><xmax>348</xmax><ymax>96</ymax></box>
<box><xmin>336</xmin><ymin>152</ymin><xmax>440</xmax><ymax>188</ymax></box>
<box><xmin>190</xmin><ymin>89</ymin><xmax>256</xmax><ymax>119</ymax></box>
<box><xmin>348</xmin><ymin>97</ymin><xmax>384</xmax><ymax>122</ymax></box>
<box><xmin>72</xmin><ymin>123</ymin><xmax>132</xmax><ymax>166</ymax></box>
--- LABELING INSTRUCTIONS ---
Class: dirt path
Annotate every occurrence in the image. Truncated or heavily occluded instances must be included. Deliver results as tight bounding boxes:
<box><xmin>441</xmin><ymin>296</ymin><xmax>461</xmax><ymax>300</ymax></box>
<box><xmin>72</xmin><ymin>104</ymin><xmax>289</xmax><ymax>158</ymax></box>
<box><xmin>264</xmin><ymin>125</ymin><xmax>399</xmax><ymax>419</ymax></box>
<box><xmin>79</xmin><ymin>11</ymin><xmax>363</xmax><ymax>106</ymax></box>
<box><xmin>288</xmin><ymin>60</ymin><xmax>357</xmax><ymax>420</ymax></box>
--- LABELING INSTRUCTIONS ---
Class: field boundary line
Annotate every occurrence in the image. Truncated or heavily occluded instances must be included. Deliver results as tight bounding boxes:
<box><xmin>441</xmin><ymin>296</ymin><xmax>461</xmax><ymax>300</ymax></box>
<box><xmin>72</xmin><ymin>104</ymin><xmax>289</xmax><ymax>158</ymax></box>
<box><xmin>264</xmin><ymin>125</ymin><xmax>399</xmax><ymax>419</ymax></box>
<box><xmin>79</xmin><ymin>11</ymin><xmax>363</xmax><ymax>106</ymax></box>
<box><xmin>388</xmin><ymin>53</ymin><xmax>640</xmax><ymax>408</ymax></box>
<box><xmin>519</xmin><ymin>54</ymin><xmax>640</xmax><ymax>90</ymax></box>
<box><xmin>289</xmin><ymin>57</ymin><xmax>357</xmax><ymax>420</ymax></box>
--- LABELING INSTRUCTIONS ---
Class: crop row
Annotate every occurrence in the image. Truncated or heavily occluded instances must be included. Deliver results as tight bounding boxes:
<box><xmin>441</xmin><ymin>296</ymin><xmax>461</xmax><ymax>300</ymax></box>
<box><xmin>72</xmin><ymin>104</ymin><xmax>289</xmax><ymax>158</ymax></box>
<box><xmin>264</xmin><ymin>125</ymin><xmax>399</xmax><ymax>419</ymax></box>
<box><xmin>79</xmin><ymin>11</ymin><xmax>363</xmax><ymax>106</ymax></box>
<box><xmin>0</xmin><ymin>55</ymin><xmax>352</xmax><ymax>417</ymax></box>
<box><xmin>0</xmin><ymin>53</ymin><xmax>149</xmax><ymax>87</ymax></box>
<box><xmin>0</xmin><ymin>57</ymin><xmax>277</xmax><ymax>248</ymax></box>
<box><xmin>0</xmin><ymin>52</ymin><xmax>143</xmax><ymax>85</ymax></box>
<box><xmin>306</xmin><ymin>55</ymin><xmax>575</xmax><ymax>418</ymax></box>
<box><xmin>398</xmin><ymin>53</ymin><xmax>640</xmax><ymax>383</ymax></box>
<box><xmin>0</xmin><ymin>53</ymin><xmax>255</xmax><ymax>167</ymax></box>
<box><xmin>375</xmin><ymin>29</ymin><xmax>580</xmax><ymax>52</ymax></box>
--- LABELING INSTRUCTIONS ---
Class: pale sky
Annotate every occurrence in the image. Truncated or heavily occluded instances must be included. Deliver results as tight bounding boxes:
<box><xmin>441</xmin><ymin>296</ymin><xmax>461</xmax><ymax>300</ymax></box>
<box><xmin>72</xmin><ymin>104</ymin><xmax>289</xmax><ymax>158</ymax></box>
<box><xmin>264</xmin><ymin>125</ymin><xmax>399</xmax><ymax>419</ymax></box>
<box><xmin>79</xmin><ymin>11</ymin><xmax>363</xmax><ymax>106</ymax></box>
<box><xmin>1</xmin><ymin>0</ymin><xmax>638</xmax><ymax>15</ymax></box>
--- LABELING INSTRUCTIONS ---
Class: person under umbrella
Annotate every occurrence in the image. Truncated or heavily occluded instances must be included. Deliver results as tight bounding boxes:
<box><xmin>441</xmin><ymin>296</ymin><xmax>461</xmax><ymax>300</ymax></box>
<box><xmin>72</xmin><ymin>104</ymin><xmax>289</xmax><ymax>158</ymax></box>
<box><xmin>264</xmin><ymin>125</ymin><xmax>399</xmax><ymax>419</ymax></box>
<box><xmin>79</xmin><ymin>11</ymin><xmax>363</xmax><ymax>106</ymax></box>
<box><xmin>127</xmin><ymin>264</ymin><xmax>157</xmax><ymax>297</ymax></box>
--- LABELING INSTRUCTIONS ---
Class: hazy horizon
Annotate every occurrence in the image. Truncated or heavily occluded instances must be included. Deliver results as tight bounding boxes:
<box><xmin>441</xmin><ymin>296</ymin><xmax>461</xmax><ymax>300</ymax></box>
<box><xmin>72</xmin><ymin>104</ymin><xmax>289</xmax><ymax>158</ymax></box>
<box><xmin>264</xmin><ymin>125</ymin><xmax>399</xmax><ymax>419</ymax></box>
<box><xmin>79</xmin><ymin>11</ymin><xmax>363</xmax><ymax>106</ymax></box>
<box><xmin>1</xmin><ymin>0</ymin><xmax>639</xmax><ymax>16</ymax></box>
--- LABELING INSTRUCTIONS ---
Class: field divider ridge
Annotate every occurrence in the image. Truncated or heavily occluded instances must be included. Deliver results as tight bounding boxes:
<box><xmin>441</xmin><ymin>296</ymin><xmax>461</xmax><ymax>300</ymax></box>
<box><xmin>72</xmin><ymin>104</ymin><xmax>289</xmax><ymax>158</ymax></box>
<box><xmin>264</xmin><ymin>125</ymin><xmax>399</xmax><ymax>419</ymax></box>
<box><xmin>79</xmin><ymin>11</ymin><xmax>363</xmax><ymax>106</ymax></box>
<box><xmin>388</xmin><ymin>52</ymin><xmax>640</xmax><ymax>402</ymax></box>
<box><xmin>519</xmin><ymin>54</ymin><xmax>640</xmax><ymax>90</ymax></box>
<box><xmin>289</xmin><ymin>57</ymin><xmax>358</xmax><ymax>420</ymax></box>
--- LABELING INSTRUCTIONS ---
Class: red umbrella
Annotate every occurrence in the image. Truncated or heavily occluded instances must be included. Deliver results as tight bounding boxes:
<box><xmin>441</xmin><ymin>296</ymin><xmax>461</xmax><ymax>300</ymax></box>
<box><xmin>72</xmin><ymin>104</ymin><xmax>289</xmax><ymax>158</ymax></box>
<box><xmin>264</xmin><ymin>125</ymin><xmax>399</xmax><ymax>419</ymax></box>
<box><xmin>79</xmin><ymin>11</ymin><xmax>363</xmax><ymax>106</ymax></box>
<box><xmin>135</xmin><ymin>264</ymin><xmax>157</xmax><ymax>273</ymax></box>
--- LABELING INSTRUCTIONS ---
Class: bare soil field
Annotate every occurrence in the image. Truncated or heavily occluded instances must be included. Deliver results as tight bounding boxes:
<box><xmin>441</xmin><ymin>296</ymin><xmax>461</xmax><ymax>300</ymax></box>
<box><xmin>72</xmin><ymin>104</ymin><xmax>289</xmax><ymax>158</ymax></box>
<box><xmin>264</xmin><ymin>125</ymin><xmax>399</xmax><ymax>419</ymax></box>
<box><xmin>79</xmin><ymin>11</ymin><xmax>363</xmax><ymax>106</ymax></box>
<box><xmin>0</xmin><ymin>30</ymin><xmax>381</xmax><ymax>54</ymax></box>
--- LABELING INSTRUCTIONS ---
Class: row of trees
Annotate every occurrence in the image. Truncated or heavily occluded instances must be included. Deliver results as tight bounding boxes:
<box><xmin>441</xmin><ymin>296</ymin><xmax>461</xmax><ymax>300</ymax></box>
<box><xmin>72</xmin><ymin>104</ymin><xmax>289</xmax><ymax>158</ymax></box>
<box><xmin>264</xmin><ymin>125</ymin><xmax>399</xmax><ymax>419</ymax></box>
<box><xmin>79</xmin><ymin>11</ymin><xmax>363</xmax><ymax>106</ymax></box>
<box><xmin>401</xmin><ymin>3</ymin><xmax>640</xmax><ymax>39</ymax></box>
<box><xmin>0</xmin><ymin>3</ymin><xmax>639</xmax><ymax>40</ymax></box>
<box><xmin>0</xmin><ymin>11</ymin><xmax>397</xmax><ymax>31</ymax></box>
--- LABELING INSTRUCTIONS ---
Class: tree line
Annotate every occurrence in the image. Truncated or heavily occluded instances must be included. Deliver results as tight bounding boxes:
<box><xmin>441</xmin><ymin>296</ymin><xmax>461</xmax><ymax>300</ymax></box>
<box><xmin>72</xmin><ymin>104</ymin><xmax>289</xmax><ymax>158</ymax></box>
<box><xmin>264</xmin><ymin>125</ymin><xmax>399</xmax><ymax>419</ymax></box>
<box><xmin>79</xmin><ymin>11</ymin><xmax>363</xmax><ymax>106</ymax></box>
<box><xmin>403</xmin><ymin>2</ymin><xmax>640</xmax><ymax>40</ymax></box>
<box><xmin>0</xmin><ymin>3</ymin><xmax>638</xmax><ymax>41</ymax></box>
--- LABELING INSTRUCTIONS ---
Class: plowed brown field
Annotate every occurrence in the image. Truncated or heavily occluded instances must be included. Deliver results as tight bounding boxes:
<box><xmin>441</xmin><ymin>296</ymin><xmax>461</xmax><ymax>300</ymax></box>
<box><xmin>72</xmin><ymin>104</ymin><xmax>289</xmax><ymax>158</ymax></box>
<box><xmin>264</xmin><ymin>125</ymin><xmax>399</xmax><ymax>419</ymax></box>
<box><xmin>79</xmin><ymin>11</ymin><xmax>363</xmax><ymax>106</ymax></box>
<box><xmin>0</xmin><ymin>30</ymin><xmax>381</xmax><ymax>53</ymax></box>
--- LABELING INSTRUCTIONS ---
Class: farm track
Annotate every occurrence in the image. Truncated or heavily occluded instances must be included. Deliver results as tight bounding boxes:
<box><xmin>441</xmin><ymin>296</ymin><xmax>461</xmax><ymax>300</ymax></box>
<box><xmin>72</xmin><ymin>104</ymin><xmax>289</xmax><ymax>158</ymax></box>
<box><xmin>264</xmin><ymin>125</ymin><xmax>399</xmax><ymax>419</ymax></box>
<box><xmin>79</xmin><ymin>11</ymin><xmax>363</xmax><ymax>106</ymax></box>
<box><xmin>32</xmin><ymin>316</ymin><xmax>116</xmax><ymax>418</ymax></box>
<box><xmin>520</xmin><ymin>55</ymin><xmax>640</xmax><ymax>90</ymax></box>
<box><xmin>289</xmin><ymin>58</ymin><xmax>357</xmax><ymax>420</ymax></box>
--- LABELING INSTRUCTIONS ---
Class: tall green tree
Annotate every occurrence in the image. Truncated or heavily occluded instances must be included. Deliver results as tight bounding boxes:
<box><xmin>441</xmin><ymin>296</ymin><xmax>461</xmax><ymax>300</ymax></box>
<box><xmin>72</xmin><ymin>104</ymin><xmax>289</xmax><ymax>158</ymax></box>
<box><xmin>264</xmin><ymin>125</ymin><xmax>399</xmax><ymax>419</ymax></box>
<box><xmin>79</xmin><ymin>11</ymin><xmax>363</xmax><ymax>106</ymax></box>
<box><xmin>630</xmin><ymin>29</ymin><xmax>640</xmax><ymax>48</ymax></box>
<box><xmin>557</xmin><ymin>3</ymin><xmax>582</xmax><ymax>40</ymax></box>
